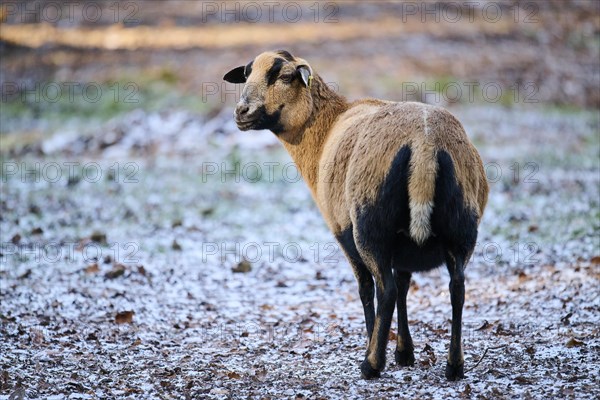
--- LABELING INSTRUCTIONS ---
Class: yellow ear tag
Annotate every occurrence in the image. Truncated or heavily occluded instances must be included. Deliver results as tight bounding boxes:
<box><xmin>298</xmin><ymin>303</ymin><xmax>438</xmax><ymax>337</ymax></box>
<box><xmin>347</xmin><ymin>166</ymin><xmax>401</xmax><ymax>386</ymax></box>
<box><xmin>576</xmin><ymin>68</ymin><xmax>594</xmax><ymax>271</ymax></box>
<box><xmin>308</xmin><ymin>75</ymin><xmax>313</xmax><ymax>88</ymax></box>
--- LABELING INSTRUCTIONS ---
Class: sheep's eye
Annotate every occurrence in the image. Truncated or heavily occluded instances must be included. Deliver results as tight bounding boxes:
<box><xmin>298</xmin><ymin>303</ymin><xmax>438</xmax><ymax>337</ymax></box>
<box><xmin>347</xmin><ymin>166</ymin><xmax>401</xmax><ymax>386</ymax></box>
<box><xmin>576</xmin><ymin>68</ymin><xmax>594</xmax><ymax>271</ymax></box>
<box><xmin>279</xmin><ymin>74</ymin><xmax>294</xmax><ymax>83</ymax></box>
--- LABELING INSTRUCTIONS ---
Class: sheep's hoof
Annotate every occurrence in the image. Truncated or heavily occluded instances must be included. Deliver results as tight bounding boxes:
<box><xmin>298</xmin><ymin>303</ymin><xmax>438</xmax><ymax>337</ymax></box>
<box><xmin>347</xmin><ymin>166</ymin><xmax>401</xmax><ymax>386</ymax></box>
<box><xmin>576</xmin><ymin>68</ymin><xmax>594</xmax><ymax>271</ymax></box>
<box><xmin>445</xmin><ymin>362</ymin><xmax>465</xmax><ymax>381</ymax></box>
<box><xmin>395</xmin><ymin>349</ymin><xmax>415</xmax><ymax>367</ymax></box>
<box><xmin>360</xmin><ymin>359</ymin><xmax>381</xmax><ymax>380</ymax></box>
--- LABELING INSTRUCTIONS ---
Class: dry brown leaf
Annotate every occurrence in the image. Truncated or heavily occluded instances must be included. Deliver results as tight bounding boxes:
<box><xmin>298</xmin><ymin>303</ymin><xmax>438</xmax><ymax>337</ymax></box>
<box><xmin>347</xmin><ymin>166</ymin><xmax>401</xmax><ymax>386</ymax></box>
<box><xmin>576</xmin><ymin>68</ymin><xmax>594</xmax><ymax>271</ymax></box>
<box><xmin>17</xmin><ymin>269</ymin><xmax>31</xmax><ymax>279</ymax></box>
<box><xmin>84</xmin><ymin>263</ymin><xmax>100</xmax><ymax>274</ymax></box>
<box><xmin>514</xmin><ymin>376</ymin><xmax>533</xmax><ymax>384</ymax></box>
<box><xmin>105</xmin><ymin>263</ymin><xmax>126</xmax><ymax>279</ymax></box>
<box><xmin>11</xmin><ymin>234</ymin><xmax>21</xmax><ymax>245</ymax></box>
<box><xmin>227</xmin><ymin>371</ymin><xmax>241</xmax><ymax>379</ymax></box>
<box><xmin>90</xmin><ymin>231</ymin><xmax>107</xmax><ymax>245</ymax></box>
<box><xmin>115</xmin><ymin>311</ymin><xmax>134</xmax><ymax>324</ymax></box>
<box><xmin>232</xmin><ymin>259</ymin><xmax>252</xmax><ymax>273</ymax></box>
<box><xmin>565</xmin><ymin>338</ymin><xmax>585</xmax><ymax>348</ymax></box>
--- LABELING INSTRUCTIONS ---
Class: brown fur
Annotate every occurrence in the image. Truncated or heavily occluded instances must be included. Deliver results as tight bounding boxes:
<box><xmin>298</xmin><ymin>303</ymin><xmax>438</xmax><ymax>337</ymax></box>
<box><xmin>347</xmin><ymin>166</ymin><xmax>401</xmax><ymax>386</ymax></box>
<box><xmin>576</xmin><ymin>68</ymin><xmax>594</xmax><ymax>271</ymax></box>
<box><xmin>225</xmin><ymin>51</ymin><xmax>489</xmax><ymax>380</ymax></box>
<box><xmin>234</xmin><ymin>52</ymin><xmax>488</xmax><ymax>238</ymax></box>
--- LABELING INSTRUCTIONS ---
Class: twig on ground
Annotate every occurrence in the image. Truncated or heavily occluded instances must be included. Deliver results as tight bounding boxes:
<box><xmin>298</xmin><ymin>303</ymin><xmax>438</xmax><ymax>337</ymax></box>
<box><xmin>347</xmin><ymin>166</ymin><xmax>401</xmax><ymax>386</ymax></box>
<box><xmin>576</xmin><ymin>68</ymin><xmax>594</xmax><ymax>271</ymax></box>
<box><xmin>466</xmin><ymin>344</ymin><xmax>508</xmax><ymax>373</ymax></box>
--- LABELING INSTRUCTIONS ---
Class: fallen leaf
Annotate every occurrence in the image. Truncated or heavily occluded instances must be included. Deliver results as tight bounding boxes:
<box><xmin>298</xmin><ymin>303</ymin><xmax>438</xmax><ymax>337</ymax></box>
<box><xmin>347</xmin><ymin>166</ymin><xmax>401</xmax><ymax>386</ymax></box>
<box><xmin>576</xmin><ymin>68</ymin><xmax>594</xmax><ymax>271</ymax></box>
<box><xmin>560</xmin><ymin>312</ymin><xmax>573</xmax><ymax>325</ymax></box>
<box><xmin>232</xmin><ymin>259</ymin><xmax>252</xmax><ymax>273</ymax></box>
<box><xmin>388</xmin><ymin>330</ymin><xmax>397</xmax><ymax>342</ymax></box>
<box><xmin>90</xmin><ymin>231</ymin><xmax>107</xmax><ymax>245</ymax></box>
<box><xmin>105</xmin><ymin>263</ymin><xmax>126</xmax><ymax>279</ymax></box>
<box><xmin>227</xmin><ymin>371</ymin><xmax>241</xmax><ymax>379</ymax></box>
<box><xmin>514</xmin><ymin>375</ymin><xmax>533</xmax><ymax>384</ymax></box>
<box><xmin>17</xmin><ymin>269</ymin><xmax>31</xmax><ymax>279</ymax></box>
<box><xmin>462</xmin><ymin>383</ymin><xmax>472</xmax><ymax>397</ymax></box>
<box><xmin>115</xmin><ymin>311</ymin><xmax>134</xmax><ymax>324</ymax></box>
<box><xmin>202</xmin><ymin>208</ymin><xmax>215</xmax><ymax>216</ymax></box>
<box><xmin>517</xmin><ymin>270</ymin><xmax>528</xmax><ymax>282</ymax></box>
<box><xmin>172</xmin><ymin>239</ymin><xmax>182</xmax><ymax>251</ymax></box>
<box><xmin>31</xmin><ymin>227</ymin><xmax>43</xmax><ymax>235</ymax></box>
<box><xmin>11</xmin><ymin>234</ymin><xmax>21</xmax><ymax>245</ymax></box>
<box><xmin>565</xmin><ymin>338</ymin><xmax>585</xmax><ymax>348</ymax></box>
<box><xmin>253</xmin><ymin>368</ymin><xmax>267</xmax><ymax>382</ymax></box>
<box><xmin>590</xmin><ymin>256</ymin><xmax>600</xmax><ymax>265</ymax></box>
<box><xmin>84</xmin><ymin>263</ymin><xmax>100</xmax><ymax>274</ymax></box>
<box><xmin>476</xmin><ymin>320</ymin><xmax>492</xmax><ymax>330</ymax></box>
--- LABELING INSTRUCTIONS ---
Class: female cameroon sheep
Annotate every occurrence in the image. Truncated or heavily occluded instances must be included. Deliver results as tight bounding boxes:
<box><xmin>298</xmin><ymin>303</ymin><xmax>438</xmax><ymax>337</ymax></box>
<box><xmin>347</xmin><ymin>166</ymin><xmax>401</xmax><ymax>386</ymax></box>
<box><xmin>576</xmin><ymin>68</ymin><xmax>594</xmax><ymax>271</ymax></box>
<box><xmin>224</xmin><ymin>50</ymin><xmax>489</xmax><ymax>380</ymax></box>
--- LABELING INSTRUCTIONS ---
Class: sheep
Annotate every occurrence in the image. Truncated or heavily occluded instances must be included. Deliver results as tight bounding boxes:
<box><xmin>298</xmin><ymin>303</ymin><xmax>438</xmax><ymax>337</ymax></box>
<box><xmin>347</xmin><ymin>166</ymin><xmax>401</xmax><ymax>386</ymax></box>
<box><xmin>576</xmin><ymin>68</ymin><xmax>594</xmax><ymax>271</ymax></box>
<box><xmin>223</xmin><ymin>50</ymin><xmax>489</xmax><ymax>380</ymax></box>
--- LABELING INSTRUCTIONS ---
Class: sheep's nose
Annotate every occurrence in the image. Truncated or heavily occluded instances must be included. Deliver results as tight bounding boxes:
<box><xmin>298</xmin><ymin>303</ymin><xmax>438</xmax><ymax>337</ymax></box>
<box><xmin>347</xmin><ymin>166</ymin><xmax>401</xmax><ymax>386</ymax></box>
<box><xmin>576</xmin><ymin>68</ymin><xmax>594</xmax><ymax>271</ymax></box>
<box><xmin>236</xmin><ymin>104</ymin><xmax>250</xmax><ymax>116</ymax></box>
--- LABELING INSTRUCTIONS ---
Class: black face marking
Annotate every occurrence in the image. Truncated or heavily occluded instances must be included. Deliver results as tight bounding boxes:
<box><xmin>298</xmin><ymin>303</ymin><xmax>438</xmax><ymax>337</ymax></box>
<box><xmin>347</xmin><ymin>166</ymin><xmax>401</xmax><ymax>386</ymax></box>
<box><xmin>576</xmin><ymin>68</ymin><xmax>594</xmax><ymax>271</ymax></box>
<box><xmin>244</xmin><ymin>61</ymin><xmax>253</xmax><ymax>78</ymax></box>
<box><xmin>352</xmin><ymin>146</ymin><xmax>478</xmax><ymax>273</ymax></box>
<box><xmin>252</xmin><ymin>104</ymin><xmax>285</xmax><ymax>134</ymax></box>
<box><xmin>276</xmin><ymin>50</ymin><xmax>295</xmax><ymax>62</ymax></box>
<box><xmin>266</xmin><ymin>58</ymin><xmax>285</xmax><ymax>86</ymax></box>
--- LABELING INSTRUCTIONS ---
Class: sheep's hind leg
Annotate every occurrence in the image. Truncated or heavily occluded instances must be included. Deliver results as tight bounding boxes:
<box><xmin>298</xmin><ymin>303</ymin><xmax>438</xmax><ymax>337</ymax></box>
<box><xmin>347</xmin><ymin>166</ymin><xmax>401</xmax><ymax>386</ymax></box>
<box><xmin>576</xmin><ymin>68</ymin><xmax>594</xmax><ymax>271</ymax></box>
<box><xmin>336</xmin><ymin>228</ymin><xmax>375</xmax><ymax>344</ymax></box>
<box><xmin>394</xmin><ymin>271</ymin><xmax>414</xmax><ymax>366</ymax></box>
<box><xmin>356</xmin><ymin>246</ymin><xmax>396</xmax><ymax>379</ymax></box>
<box><xmin>445</xmin><ymin>252</ymin><xmax>465</xmax><ymax>380</ymax></box>
<box><xmin>353</xmin><ymin>262</ymin><xmax>375</xmax><ymax>344</ymax></box>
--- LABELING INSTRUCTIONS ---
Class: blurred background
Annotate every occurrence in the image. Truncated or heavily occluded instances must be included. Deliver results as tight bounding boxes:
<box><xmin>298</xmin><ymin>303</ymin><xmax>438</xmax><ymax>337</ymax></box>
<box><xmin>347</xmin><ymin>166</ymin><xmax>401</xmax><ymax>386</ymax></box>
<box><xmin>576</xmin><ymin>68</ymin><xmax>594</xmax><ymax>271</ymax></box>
<box><xmin>1</xmin><ymin>1</ymin><xmax>599</xmax><ymax>398</ymax></box>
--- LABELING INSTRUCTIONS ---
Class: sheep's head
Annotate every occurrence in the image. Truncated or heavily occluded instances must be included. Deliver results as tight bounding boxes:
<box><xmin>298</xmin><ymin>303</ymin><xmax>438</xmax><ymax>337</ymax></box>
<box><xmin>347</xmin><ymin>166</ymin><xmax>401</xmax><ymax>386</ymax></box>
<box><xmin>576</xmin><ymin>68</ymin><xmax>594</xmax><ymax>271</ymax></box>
<box><xmin>223</xmin><ymin>50</ymin><xmax>314</xmax><ymax>135</ymax></box>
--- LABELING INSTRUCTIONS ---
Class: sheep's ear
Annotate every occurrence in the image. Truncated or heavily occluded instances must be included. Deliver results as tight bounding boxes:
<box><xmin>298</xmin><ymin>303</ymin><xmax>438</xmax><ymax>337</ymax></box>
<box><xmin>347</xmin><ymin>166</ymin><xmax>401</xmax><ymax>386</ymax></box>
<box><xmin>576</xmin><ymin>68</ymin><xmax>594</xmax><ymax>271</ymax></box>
<box><xmin>297</xmin><ymin>65</ymin><xmax>312</xmax><ymax>87</ymax></box>
<box><xmin>223</xmin><ymin>66</ymin><xmax>246</xmax><ymax>83</ymax></box>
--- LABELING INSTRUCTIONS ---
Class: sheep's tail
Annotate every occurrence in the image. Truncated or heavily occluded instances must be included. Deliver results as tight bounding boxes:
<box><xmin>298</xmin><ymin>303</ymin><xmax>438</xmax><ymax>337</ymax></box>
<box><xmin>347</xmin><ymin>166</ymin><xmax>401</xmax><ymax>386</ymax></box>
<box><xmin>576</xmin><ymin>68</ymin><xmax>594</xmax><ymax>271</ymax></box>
<box><xmin>408</xmin><ymin>133</ymin><xmax>438</xmax><ymax>246</ymax></box>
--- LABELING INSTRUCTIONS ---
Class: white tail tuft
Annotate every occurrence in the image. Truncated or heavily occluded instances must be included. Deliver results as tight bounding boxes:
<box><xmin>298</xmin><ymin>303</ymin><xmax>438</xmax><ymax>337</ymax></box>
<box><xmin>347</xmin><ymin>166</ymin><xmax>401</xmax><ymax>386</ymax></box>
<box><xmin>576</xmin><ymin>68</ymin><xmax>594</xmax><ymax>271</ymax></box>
<box><xmin>409</xmin><ymin>200</ymin><xmax>433</xmax><ymax>245</ymax></box>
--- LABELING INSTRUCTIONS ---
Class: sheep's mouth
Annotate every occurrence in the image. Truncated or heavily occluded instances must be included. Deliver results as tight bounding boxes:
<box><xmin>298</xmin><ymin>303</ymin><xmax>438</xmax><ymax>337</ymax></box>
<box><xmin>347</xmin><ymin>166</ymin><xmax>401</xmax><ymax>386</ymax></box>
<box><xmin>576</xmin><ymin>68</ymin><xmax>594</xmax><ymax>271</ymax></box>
<box><xmin>235</xmin><ymin>118</ymin><xmax>257</xmax><ymax>131</ymax></box>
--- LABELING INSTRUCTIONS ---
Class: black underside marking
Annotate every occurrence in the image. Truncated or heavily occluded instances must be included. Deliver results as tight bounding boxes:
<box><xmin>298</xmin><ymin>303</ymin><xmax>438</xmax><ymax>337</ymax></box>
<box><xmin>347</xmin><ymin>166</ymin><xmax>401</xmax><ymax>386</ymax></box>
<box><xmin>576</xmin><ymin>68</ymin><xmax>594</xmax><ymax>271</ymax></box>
<box><xmin>343</xmin><ymin>146</ymin><xmax>478</xmax><ymax>273</ymax></box>
<box><xmin>266</xmin><ymin>58</ymin><xmax>285</xmax><ymax>86</ymax></box>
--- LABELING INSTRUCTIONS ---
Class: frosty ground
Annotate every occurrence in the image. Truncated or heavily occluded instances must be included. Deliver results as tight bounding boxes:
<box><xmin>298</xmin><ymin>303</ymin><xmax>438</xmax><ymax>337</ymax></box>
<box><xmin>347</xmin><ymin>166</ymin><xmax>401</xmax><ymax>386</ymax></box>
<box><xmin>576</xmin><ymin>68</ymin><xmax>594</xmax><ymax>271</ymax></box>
<box><xmin>1</xmin><ymin>104</ymin><xmax>599</xmax><ymax>399</ymax></box>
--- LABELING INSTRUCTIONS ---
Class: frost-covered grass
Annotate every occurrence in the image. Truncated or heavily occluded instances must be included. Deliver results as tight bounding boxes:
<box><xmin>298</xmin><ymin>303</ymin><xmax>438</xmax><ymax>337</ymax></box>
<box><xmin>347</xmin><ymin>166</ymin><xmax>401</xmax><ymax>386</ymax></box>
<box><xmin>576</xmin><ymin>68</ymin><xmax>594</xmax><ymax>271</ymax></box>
<box><xmin>1</xmin><ymin>105</ymin><xmax>599</xmax><ymax>399</ymax></box>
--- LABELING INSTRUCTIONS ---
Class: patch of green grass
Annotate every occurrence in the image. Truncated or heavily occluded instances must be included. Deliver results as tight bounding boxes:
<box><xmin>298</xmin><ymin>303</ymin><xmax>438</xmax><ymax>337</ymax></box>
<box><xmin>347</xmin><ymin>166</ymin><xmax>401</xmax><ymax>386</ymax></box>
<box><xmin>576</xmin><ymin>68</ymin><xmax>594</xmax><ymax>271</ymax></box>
<box><xmin>0</xmin><ymin>68</ymin><xmax>210</xmax><ymax>135</ymax></box>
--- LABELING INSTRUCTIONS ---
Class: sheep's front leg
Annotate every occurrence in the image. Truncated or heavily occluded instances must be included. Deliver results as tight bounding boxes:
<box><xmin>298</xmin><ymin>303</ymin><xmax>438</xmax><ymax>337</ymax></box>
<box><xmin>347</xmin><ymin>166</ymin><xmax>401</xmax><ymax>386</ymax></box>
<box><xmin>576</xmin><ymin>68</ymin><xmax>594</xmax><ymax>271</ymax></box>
<box><xmin>394</xmin><ymin>271</ymin><xmax>414</xmax><ymax>366</ymax></box>
<box><xmin>359</xmin><ymin>267</ymin><xmax>396</xmax><ymax>379</ymax></box>
<box><xmin>445</xmin><ymin>253</ymin><xmax>465</xmax><ymax>380</ymax></box>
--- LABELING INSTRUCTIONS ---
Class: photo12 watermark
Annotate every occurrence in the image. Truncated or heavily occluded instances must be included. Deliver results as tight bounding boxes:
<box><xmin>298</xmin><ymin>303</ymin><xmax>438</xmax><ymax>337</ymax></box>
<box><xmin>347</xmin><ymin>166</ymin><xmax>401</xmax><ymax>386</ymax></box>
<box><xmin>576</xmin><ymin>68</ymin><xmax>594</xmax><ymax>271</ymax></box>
<box><xmin>397</xmin><ymin>1</ymin><xmax>539</xmax><ymax>24</ymax></box>
<box><xmin>200</xmin><ymin>1</ymin><xmax>340</xmax><ymax>23</ymax></box>
<box><xmin>1</xmin><ymin>1</ymin><xmax>140</xmax><ymax>24</ymax></box>
<box><xmin>1</xmin><ymin>161</ymin><xmax>140</xmax><ymax>184</ymax></box>
<box><xmin>197</xmin><ymin>239</ymin><xmax>541</xmax><ymax>268</ymax></box>
<box><xmin>0</xmin><ymin>240</ymin><xmax>140</xmax><ymax>265</ymax></box>
<box><xmin>1</xmin><ymin>81</ymin><xmax>140</xmax><ymax>105</ymax></box>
